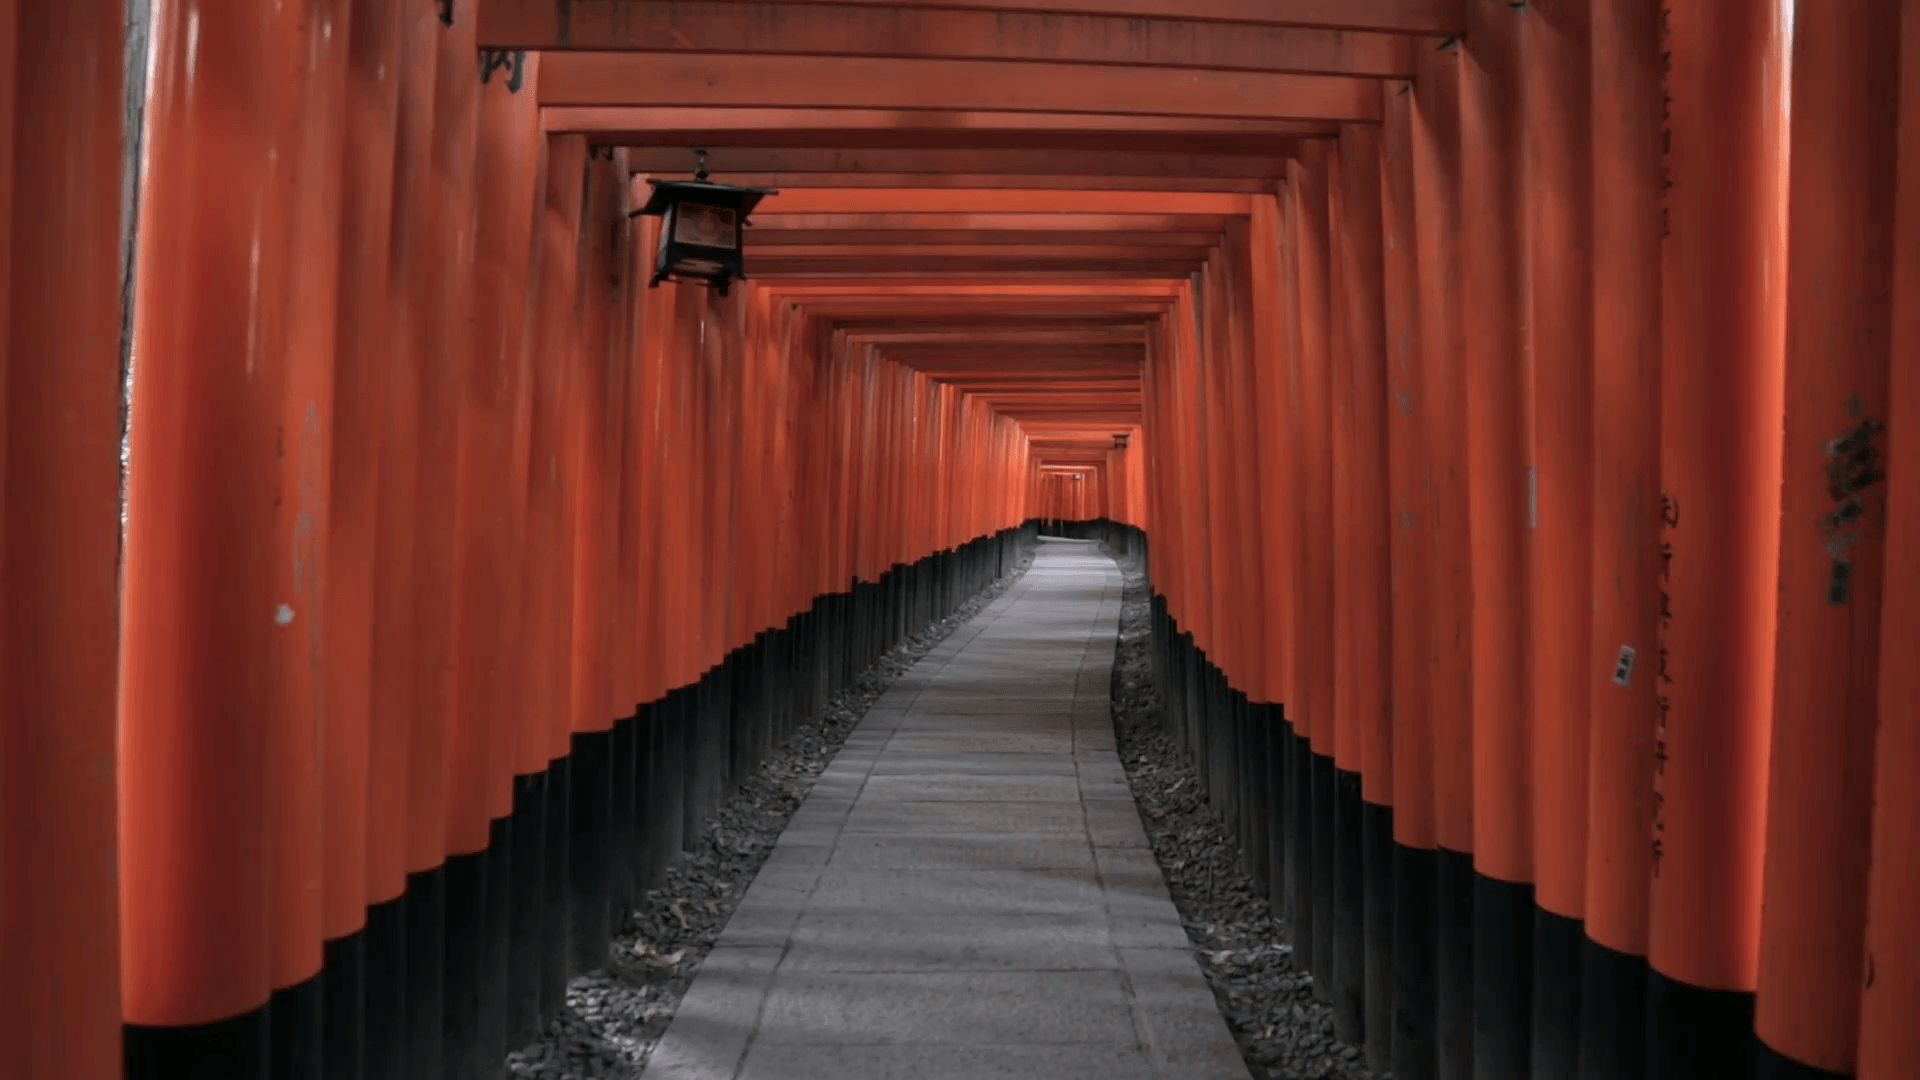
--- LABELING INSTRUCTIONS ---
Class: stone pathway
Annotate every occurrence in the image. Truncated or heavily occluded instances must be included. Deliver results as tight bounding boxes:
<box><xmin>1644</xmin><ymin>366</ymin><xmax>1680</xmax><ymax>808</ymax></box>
<box><xmin>642</xmin><ymin>539</ymin><xmax>1251</xmax><ymax>1080</ymax></box>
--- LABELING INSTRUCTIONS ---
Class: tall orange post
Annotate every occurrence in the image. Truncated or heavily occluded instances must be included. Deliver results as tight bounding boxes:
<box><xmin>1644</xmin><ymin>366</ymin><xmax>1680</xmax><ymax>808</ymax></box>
<box><xmin>474</xmin><ymin>45</ymin><xmax>546</xmax><ymax>1059</ymax></box>
<box><xmin>426</xmin><ymin>5</ymin><xmax>495</xmax><ymax>1073</ymax></box>
<box><xmin>1754</xmin><ymin>4</ymin><xmax>1899</xmax><ymax>1077</ymax></box>
<box><xmin>1648</xmin><ymin>0</ymin><xmax>1788</xmax><ymax>1074</ymax></box>
<box><xmin>120</xmin><ymin>0</ymin><xmax>289</xmax><ymax>1073</ymax></box>
<box><xmin>372</xmin><ymin>3</ymin><xmax>443</xmax><ymax>1072</ymax></box>
<box><xmin>1859</xmin><ymin>8</ymin><xmax>1920</xmax><ymax>1076</ymax></box>
<box><xmin>1380</xmin><ymin>75</ymin><xmax>1438</xmax><ymax>1080</ymax></box>
<box><xmin>1410</xmin><ymin>43</ymin><xmax>1476</xmax><ymax>1080</ymax></box>
<box><xmin>267</xmin><ymin>0</ymin><xmax>351</xmax><ymax>1073</ymax></box>
<box><xmin>564</xmin><ymin>150</ymin><xmax>621</xmax><ymax>980</ymax></box>
<box><xmin>326</xmin><ymin>0</ymin><xmax>405</xmax><ymax>1068</ymax></box>
<box><xmin>1248</xmin><ymin>195</ymin><xmax>1296</xmax><ymax>932</ymax></box>
<box><xmin>533</xmin><ymin>131</ymin><xmax>588</xmax><ymax>1022</ymax></box>
<box><xmin>1461</xmin><ymin>2</ymin><xmax>1537</xmax><ymax>1075</ymax></box>
<box><xmin>332</xmin><ymin>2</ymin><xmax>406</xmax><ymax>1075</ymax></box>
<box><xmin>2</xmin><ymin>4</ymin><xmax>125</xmax><ymax>1078</ymax></box>
<box><xmin>1582</xmin><ymin>0</ymin><xmax>1663</xmax><ymax>1076</ymax></box>
<box><xmin>1287</xmin><ymin>143</ymin><xmax>1337</xmax><ymax>1001</ymax></box>
<box><xmin>1519</xmin><ymin>4</ymin><xmax>1595</xmax><ymax>1077</ymax></box>
<box><xmin>0</xmin><ymin>0</ymin><xmax>17</xmax><ymax>1058</ymax></box>
<box><xmin>1333</xmin><ymin>121</ymin><xmax>1396</xmax><ymax>1067</ymax></box>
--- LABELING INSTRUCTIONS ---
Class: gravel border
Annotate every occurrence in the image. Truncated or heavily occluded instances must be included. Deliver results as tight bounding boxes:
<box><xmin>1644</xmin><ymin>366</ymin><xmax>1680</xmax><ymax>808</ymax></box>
<box><xmin>1103</xmin><ymin>547</ymin><xmax>1378</xmax><ymax>1080</ymax></box>
<box><xmin>506</xmin><ymin>548</ymin><xmax>1037</xmax><ymax>1079</ymax></box>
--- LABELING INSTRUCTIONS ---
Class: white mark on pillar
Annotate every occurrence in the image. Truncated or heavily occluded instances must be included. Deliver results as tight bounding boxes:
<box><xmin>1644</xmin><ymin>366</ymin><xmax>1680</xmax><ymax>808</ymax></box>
<box><xmin>276</xmin><ymin>604</ymin><xmax>296</xmax><ymax>626</ymax></box>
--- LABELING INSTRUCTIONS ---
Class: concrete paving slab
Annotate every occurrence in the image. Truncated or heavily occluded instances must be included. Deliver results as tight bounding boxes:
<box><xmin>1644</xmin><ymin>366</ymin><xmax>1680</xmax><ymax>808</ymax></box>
<box><xmin>777</xmin><ymin>913</ymin><xmax>1120</xmax><ymax>973</ymax></box>
<box><xmin>825</xmin><ymin>833</ymin><xmax>1098</xmax><ymax>872</ymax></box>
<box><xmin>840</xmin><ymin>800</ymin><xmax>1089</xmax><ymax>835</ymax></box>
<box><xmin>644</xmin><ymin>542</ymin><xmax>1243</xmax><ymax>1080</ymax></box>
<box><xmin>867</xmin><ymin>752</ymin><xmax>1079</xmax><ymax>776</ymax></box>
<box><xmin>736</xmin><ymin>1044</ymin><xmax>1157</xmax><ymax>1080</ymax></box>
<box><xmin>752</xmin><ymin>970</ymin><xmax>1140</xmax><ymax>1046</ymax></box>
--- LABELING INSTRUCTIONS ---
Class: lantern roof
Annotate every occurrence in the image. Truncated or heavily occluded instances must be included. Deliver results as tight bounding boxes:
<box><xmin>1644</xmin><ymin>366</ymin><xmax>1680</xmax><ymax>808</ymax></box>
<box><xmin>633</xmin><ymin>177</ymin><xmax>778</xmax><ymax>220</ymax></box>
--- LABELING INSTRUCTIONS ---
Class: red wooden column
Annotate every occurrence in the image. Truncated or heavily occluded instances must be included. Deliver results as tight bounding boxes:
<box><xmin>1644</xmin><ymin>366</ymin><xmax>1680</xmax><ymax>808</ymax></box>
<box><xmin>1460</xmin><ymin>1</ymin><xmax>1536</xmax><ymax>1073</ymax></box>
<box><xmin>1859</xmin><ymin>7</ymin><xmax>1920</xmax><ymax>1074</ymax></box>
<box><xmin>1286</xmin><ymin>143</ymin><xmax>1337</xmax><ymax>1000</ymax></box>
<box><xmin>119</xmin><ymin>0</ymin><xmax>292</xmax><ymax>1073</ymax></box>
<box><xmin>1520</xmin><ymin>3</ymin><xmax>1595</xmax><ymax>1075</ymax></box>
<box><xmin>1331</xmin><ymin>121</ymin><xmax>1395</xmax><ymax>1063</ymax></box>
<box><xmin>1647</xmin><ymin>1</ymin><xmax>1788</xmax><ymax>1073</ymax></box>
<box><xmin>1380</xmin><ymin>74</ymin><xmax>1439</xmax><ymax>1080</ymax></box>
<box><xmin>265</xmin><ymin>0</ymin><xmax>352</xmax><ymax>1069</ymax></box>
<box><xmin>1754</xmin><ymin>4</ymin><xmax>1900</xmax><ymax>1077</ymax></box>
<box><xmin>1248</xmin><ymin>195</ymin><xmax>1297</xmax><ymax>935</ymax></box>
<box><xmin>379</xmin><ymin>5</ymin><xmax>450</xmax><ymax>1072</ymax></box>
<box><xmin>1</xmin><ymin>4</ymin><xmax>124</xmax><ymax>1077</ymax></box>
<box><xmin>1582</xmin><ymin>0</ymin><xmax>1663</xmax><ymax>1075</ymax></box>
<box><xmin>330</xmin><ymin>3</ymin><xmax>406</xmax><ymax>1074</ymax></box>
<box><xmin>1410</xmin><ymin>42</ymin><xmax>1476</xmax><ymax>1080</ymax></box>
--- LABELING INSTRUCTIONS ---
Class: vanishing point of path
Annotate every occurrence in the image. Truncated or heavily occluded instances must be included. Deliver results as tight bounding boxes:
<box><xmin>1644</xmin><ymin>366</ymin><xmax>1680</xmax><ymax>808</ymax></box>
<box><xmin>642</xmin><ymin>539</ymin><xmax>1250</xmax><ymax>1080</ymax></box>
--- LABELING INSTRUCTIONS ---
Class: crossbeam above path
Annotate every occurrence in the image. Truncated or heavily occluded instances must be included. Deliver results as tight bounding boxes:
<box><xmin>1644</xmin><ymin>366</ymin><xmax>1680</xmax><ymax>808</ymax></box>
<box><xmin>484</xmin><ymin>0</ymin><xmax>1464</xmax><ymax>40</ymax></box>
<box><xmin>537</xmin><ymin>53</ymin><xmax>1384</xmax><ymax>122</ymax></box>
<box><xmin>543</xmin><ymin>107</ymin><xmax>1332</xmax><ymax>150</ymax></box>
<box><xmin>481</xmin><ymin>0</ymin><xmax>1426</xmax><ymax>74</ymax></box>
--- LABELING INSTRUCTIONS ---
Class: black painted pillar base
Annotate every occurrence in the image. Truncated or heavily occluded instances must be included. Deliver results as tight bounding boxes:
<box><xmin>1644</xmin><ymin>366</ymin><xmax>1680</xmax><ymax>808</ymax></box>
<box><xmin>321</xmin><ymin>932</ymin><xmax>366</xmax><ymax>1080</ymax></box>
<box><xmin>1264</xmin><ymin>706</ymin><xmax>1288</xmax><ymax>923</ymax></box>
<box><xmin>270</xmin><ymin>973</ymin><xmax>323</xmax><ymax>1080</ymax></box>
<box><xmin>1644</xmin><ymin>970</ymin><xmax>1755</xmax><ymax>1080</ymax></box>
<box><xmin>540</xmin><ymin>756</ymin><xmax>571</xmax><ymax>1027</ymax></box>
<box><xmin>1577</xmin><ymin>937</ymin><xmax>1646</xmax><ymax>1080</ymax></box>
<box><xmin>1331</xmin><ymin>766</ymin><xmax>1367</xmax><ymax>1045</ymax></box>
<box><xmin>126</xmin><ymin>1007</ymin><xmax>272</xmax><ymax>1080</ymax></box>
<box><xmin>402</xmin><ymin>865</ymin><xmax>446</xmax><ymax>1080</ymax></box>
<box><xmin>1361</xmin><ymin>798</ymin><xmax>1395</xmax><ymax>1073</ymax></box>
<box><xmin>1435</xmin><ymin>847</ymin><xmax>1475</xmax><ymax>1080</ymax></box>
<box><xmin>1473</xmin><ymin>873</ymin><xmax>1534</xmax><ymax>1080</ymax></box>
<box><xmin>362</xmin><ymin>895</ymin><xmax>407</xmax><ymax>1080</ymax></box>
<box><xmin>1532</xmin><ymin>907</ymin><xmax>1584</xmax><ymax>1080</ymax></box>
<box><xmin>1393</xmin><ymin>843</ymin><xmax>1439</xmax><ymax>1080</ymax></box>
<box><xmin>440</xmin><ymin>848</ymin><xmax>488</xmax><ymax>1080</ymax></box>
<box><xmin>506</xmin><ymin>772</ymin><xmax>546</xmax><ymax>1049</ymax></box>
<box><xmin>478</xmin><ymin>814</ymin><xmax>512</xmax><ymax>1073</ymax></box>
<box><xmin>568</xmin><ymin>728</ymin><xmax>613</xmax><ymax>977</ymax></box>
<box><xmin>1289</xmin><ymin>730</ymin><xmax>1316</xmax><ymax>980</ymax></box>
<box><xmin>1310</xmin><ymin>750</ymin><xmax>1337</xmax><ymax>1002</ymax></box>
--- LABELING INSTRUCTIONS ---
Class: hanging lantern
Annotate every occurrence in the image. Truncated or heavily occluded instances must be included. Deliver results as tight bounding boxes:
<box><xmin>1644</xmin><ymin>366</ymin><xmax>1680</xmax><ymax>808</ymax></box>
<box><xmin>628</xmin><ymin>150</ymin><xmax>776</xmax><ymax>297</ymax></box>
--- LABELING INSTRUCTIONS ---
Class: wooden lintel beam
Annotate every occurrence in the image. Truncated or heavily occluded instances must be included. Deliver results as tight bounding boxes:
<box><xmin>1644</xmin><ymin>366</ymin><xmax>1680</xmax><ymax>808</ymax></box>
<box><xmin>484</xmin><ymin>0</ymin><xmax>1463</xmax><ymax>39</ymax></box>
<box><xmin>760</xmin><ymin>244</ymin><xmax>1215</xmax><ymax>259</ymax></box>
<box><xmin>756</xmin><ymin>230</ymin><xmax>1223</xmax><ymax>246</ymax></box>
<box><xmin>537</xmin><ymin>53</ymin><xmax>1384</xmax><ymax>123</ymax></box>
<box><xmin>753</xmin><ymin>268</ymin><xmax>1199</xmax><ymax>279</ymax></box>
<box><xmin>751</xmin><ymin>189</ymin><xmax>1251</xmax><ymax>214</ymax></box>
<box><xmin>482</xmin><ymin>1</ymin><xmax>1429</xmax><ymax>73</ymax></box>
<box><xmin>752</xmin><ymin>212</ymin><xmax>1243</xmax><ymax>231</ymax></box>
<box><xmin>705</xmin><ymin>173</ymin><xmax>1275</xmax><ymax>192</ymax></box>
<box><xmin>542</xmin><ymin>107</ymin><xmax>1332</xmax><ymax>148</ymax></box>
<box><xmin>625</xmin><ymin>146</ymin><xmax>1291</xmax><ymax>177</ymax></box>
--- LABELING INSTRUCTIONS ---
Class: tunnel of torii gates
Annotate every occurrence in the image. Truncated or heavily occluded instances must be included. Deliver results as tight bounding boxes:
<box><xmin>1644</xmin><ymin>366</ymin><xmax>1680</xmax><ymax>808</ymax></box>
<box><xmin>4</xmin><ymin>1</ymin><xmax>1920</xmax><ymax>1079</ymax></box>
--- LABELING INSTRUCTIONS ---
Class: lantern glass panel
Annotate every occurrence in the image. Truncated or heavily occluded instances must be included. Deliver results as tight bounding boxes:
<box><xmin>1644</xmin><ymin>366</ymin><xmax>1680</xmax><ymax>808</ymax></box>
<box><xmin>673</xmin><ymin>201</ymin><xmax>738</xmax><ymax>249</ymax></box>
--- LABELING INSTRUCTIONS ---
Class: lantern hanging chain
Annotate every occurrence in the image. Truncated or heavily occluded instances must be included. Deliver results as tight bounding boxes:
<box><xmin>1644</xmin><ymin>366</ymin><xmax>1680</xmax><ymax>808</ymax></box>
<box><xmin>694</xmin><ymin>149</ymin><xmax>711</xmax><ymax>183</ymax></box>
<box><xmin>439</xmin><ymin>0</ymin><xmax>454</xmax><ymax>26</ymax></box>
